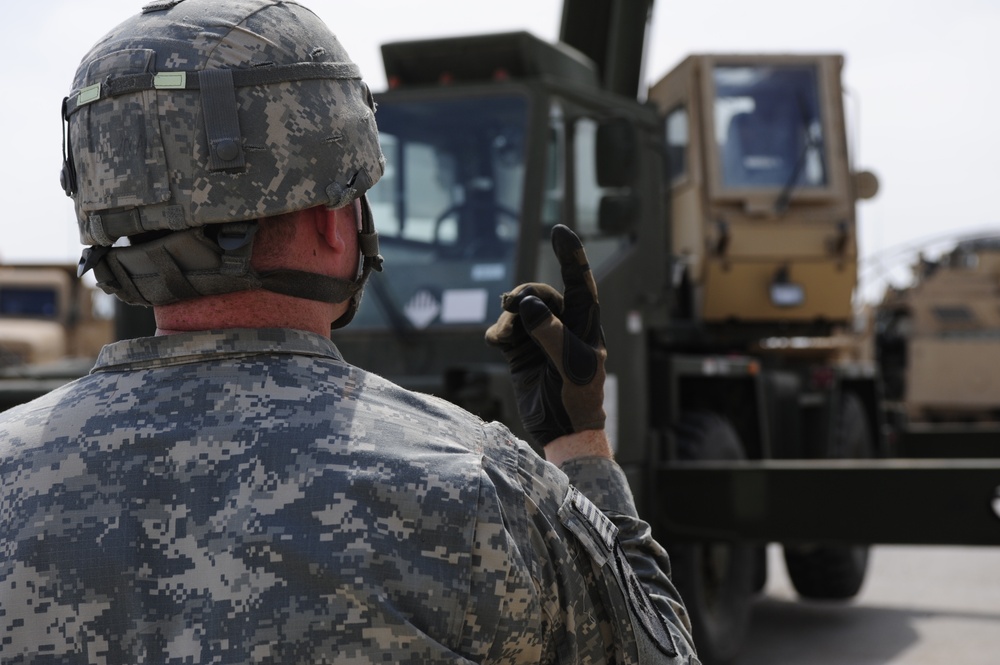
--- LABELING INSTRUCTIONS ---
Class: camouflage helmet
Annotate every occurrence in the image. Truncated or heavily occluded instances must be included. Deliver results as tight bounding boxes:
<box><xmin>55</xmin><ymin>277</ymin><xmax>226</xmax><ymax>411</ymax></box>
<box><xmin>62</xmin><ymin>0</ymin><xmax>385</xmax><ymax>327</ymax></box>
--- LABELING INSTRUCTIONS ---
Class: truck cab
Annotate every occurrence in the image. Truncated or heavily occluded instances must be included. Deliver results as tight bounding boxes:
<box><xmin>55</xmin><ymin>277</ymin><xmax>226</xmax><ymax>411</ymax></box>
<box><xmin>649</xmin><ymin>54</ymin><xmax>878</xmax><ymax>331</ymax></box>
<box><xmin>0</xmin><ymin>265</ymin><xmax>113</xmax><ymax>409</ymax></box>
<box><xmin>337</xmin><ymin>32</ymin><xmax>668</xmax><ymax>455</ymax></box>
<box><xmin>0</xmin><ymin>265</ymin><xmax>111</xmax><ymax>367</ymax></box>
<box><xmin>0</xmin><ymin>267</ymin><xmax>71</xmax><ymax>367</ymax></box>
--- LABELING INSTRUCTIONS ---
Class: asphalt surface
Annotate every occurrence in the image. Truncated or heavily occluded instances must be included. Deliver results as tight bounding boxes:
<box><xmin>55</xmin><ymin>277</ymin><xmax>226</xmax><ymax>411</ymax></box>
<box><xmin>736</xmin><ymin>545</ymin><xmax>1000</xmax><ymax>664</ymax></box>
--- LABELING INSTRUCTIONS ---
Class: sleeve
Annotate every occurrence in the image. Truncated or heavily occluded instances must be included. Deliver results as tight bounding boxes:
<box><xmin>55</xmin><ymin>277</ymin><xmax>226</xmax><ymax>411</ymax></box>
<box><xmin>560</xmin><ymin>456</ymin><xmax>700</xmax><ymax>663</ymax></box>
<box><xmin>479</xmin><ymin>422</ymin><xmax>699</xmax><ymax>664</ymax></box>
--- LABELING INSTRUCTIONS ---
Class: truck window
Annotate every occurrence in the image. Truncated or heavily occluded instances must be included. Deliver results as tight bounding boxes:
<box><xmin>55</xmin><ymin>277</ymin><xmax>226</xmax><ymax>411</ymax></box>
<box><xmin>542</xmin><ymin>113</ymin><xmax>565</xmax><ymax>231</ymax></box>
<box><xmin>573</xmin><ymin>118</ymin><xmax>602</xmax><ymax>236</ymax></box>
<box><xmin>713</xmin><ymin>65</ymin><xmax>827</xmax><ymax>190</ymax></box>
<box><xmin>550</xmin><ymin>111</ymin><xmax>632</xmax><ymax>271</ymax></box>
<box><xmin>370</xmin><ymin>135</ymin><xmax>453</xmax><ymax>243</ymax></box>
<box><xmin>666</xmin><ymin>105</ymin><xmax>689</xmax><ymax>183</ymax></box>
<box><xmin>352</xmin><ymin>94</ymin><xmax>528</xmax><ymax>330</ymax></box>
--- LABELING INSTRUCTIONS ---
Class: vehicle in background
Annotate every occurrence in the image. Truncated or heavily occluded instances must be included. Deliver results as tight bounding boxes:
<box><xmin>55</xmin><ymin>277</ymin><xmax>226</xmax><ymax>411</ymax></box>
<box><xmin>328</xmin><ymin>0</ymin><xmax>898</xmax><ymax>660</ymax></box>
<box><xmin>331</xmin><ymin>2</ymin><xmax>998</xmax><ymax>662</ymax></box>
<box><xmin>875</xmin><ymin>237</ymin><xmax>1000</xmax><ymax>455</ymax></box>
<box><xmin>0</xmin><ymin>264</ymin><xmax>113</xmax><ymax>410</ymax></box>
<box><xmin>878</xmin><ymin>237</ymin><xmax>1000</xmax><ymax>421</ymax></box>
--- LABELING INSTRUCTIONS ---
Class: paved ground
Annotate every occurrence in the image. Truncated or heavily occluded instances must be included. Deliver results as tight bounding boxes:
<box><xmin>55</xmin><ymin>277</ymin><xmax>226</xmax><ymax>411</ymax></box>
<box><xmin>736</xmin><ymin>545</ymin><xmax>1000</xmax><ymax>664</ymax></box>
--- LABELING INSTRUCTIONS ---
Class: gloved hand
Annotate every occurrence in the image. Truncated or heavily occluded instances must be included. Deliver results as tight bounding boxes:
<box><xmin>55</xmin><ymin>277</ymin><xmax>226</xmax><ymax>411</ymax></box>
<box><xmin>485</xmin><ymin>224</ymin><xmax>606</xmax><ymax>445</ymax></box>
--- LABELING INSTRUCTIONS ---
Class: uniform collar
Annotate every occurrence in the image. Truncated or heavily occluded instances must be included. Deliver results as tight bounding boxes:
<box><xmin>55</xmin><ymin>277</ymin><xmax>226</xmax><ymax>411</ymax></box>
<box><xmin>92</xmin><ymin>327</ymin><xmax>344</xmax><ymax>373</ymax></box>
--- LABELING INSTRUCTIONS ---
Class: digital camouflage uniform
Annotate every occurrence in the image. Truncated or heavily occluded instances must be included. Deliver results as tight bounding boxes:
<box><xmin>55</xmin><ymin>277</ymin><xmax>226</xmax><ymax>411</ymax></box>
<box><xmin>0</xmin><ymin>329</ymin><xmax>697</xmax><ymax>663</ymax></box>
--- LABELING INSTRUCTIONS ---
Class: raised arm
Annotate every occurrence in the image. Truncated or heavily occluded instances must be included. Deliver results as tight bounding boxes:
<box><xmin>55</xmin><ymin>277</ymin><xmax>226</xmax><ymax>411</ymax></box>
<box><xmin>486</xmin><ymin>224</ymin><xmax>699</xmax><ymax>662</ymax></box>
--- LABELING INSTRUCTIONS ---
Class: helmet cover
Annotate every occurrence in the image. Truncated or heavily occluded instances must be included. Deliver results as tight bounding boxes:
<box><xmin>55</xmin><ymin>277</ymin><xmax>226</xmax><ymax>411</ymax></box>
<box><xmin>62</xmin><ymin>0</ymin><xmax>385</xmax><ymax>322</ymax></box>
<box><xmin>64</xmin><ymin>0</ymin><xmax>384</xmax><ymax>241</ymax></box>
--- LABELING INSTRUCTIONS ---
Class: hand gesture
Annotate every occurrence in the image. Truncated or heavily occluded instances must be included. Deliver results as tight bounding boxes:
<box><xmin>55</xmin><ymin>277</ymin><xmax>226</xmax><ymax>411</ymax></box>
<box><xmin>485</xmin><ymin>224</ymin><xmax>606</xmax><ymax>445</ymax></box>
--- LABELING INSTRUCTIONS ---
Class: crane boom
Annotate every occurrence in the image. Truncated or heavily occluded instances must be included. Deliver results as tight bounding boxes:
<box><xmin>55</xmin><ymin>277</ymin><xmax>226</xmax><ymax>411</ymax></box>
<box><xmin>559</xmin><ymin>0</ymin><xmax>654</xmax><ymax>98</ymax></box>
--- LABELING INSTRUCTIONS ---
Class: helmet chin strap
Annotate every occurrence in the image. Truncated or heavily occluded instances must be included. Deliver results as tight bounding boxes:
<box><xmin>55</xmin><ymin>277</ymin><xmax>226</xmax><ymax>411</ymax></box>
<box><xmin>82</xmin><ymin>195</ymin><xmax>382</xmax><ymax>330</ymax></box>
<box><xmin>263</xmin><ymin>196</ymin><xmax>382</xmax><ymax>329</ymax></box>
<box><xmin>258</xmin><ymin>195</ymin><xmax>382</xmax><ymax>329</ymax></box>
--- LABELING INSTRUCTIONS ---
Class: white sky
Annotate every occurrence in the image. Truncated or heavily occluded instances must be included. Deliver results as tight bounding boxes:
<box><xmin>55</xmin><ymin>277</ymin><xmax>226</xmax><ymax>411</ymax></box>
<box><xmin>2</xmin><ymin>0</ymin><xmax>998</xmax><ymax>303</ymax></box>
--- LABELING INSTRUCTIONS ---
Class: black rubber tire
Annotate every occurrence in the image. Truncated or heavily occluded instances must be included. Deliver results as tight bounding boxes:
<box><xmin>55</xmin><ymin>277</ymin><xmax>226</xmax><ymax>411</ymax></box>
<box><xmin>783</xmin><ymin>392</ymin><xmax>873</xmax><ymax>600</ymax></box>
<box><xmin>668</xmin><ymin>411</ymin><xmax>754</xmax><ymax>665</ymax></box>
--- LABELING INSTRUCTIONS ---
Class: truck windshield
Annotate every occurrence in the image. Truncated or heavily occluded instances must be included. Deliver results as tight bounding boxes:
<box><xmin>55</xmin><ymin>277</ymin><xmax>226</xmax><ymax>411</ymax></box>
<box><xmin>352</xmin><ymin>94</ymin><xmax>528</xmax><ymax>330</ymax></box>
<box><xmin>713</xmin><ymin>65</ymin><xmax>827</xmax><ymax>190</ymax></box>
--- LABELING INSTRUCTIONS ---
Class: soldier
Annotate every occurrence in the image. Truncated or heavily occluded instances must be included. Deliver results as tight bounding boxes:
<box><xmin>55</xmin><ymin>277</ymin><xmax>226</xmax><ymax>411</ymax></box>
<box><xmin>0</xmin><ymin>1</ymin><xmax>698</xmax><ymax>663</ymax></box>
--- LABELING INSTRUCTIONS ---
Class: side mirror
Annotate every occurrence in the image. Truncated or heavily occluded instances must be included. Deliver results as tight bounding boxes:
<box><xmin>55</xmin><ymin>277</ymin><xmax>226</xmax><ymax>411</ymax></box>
<box><xmin>596</xmin><ymin>117</ymin><xmax>636</xmax><ymax>188</ymax></box>
<box><xmin>853</xmin><ymin>170</ymin><xmax>880</xmax><ymax>200</ymax></box>
<box><xmin>599</xmin><ymin>194</ymin><xmax>638</xmax><ymax>235</ymax></box>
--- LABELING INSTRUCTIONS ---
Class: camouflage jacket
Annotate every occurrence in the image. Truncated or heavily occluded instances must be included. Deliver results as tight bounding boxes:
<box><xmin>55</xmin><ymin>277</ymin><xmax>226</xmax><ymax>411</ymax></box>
<box><xmin>0</xmin><ymin>328</ymin><xmax>697</xmax><ymax>664</ymax></box>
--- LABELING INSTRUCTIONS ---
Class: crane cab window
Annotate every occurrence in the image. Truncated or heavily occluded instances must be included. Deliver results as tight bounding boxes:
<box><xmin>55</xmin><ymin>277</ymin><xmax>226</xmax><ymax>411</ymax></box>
<box><xmin>713</xmin><ymin>65</ymin><xmax>827</xmax><ymax>190</ymax></box>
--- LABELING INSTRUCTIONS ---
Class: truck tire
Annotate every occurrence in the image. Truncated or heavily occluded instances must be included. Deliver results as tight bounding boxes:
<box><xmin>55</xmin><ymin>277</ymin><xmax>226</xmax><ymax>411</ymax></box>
<box><xmin>783</xmin><ymin>392</ymin><xmax>873</xmax><ymax>599</ymax></box>
<box><xmin>668</xmin><ymin>411</ymin><xmax>754</xmax><ymax>665</ymax></box>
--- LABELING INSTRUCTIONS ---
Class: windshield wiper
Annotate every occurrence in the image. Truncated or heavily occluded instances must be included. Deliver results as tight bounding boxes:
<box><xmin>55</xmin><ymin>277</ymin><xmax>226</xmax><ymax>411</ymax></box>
<box><xmin>774</xmin><ymin>93</ymin><xmax>821</xmax><ymax>216</ymax></box>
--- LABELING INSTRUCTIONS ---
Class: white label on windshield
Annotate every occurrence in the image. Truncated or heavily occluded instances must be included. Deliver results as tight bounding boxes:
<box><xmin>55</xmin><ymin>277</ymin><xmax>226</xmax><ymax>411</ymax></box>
<box><xmin>471</xmin><ymin>263</ymin><xmax>506</xmax><ymax>282</ymax></box>
<box><xmin>441</xmin><ymin>289</ymin><xmax>488</xmax><ymax>324</ymax></box>
<box><xmin>403</xmin><ymin>289</ymin><xmax>441</xmax><ymax>329</ymax></box>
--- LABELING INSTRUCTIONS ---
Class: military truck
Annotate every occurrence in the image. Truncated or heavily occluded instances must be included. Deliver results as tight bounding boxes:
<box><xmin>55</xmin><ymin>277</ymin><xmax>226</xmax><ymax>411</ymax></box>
<box><xmin>875</xmin><ymin>237</ymin><xmax>1000</xmax><ymax>456</ymax></box>
<box><xmin>0</xmin><ymin>264</ymin><xmax>113</xmax><ymax>410</ymax></box>
<box><xmin>877</xmin><ymin>237</ymin><xmax>1000</xmax><ymax>421</ymax></box>
<box><xmin>331</xmin><ymin>1</ymin><xmax>1000</xmax><ymax>662</ymax></box>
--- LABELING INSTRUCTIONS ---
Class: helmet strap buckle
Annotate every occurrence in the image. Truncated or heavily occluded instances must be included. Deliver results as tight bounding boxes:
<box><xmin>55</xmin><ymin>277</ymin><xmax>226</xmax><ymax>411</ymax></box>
<box><xmin>215</xmin><ymin>222</ymin><xmax>258</xmax><ymax>276</ymax></box>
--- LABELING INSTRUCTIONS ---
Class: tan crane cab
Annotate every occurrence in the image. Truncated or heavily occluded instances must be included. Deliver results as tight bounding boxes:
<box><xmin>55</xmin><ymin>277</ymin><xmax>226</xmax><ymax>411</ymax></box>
<box><xmin>648</xmin><ymin>54</ymin><xmax>878</xmax><ymax>330</ymax></box>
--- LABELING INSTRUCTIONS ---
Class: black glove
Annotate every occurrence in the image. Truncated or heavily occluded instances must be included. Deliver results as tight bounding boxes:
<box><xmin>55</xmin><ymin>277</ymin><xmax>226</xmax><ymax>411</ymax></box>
<box><xmin>485</xmin><ymin>224</ymin><xmax>606</xmax><ymax>445</ymax></box>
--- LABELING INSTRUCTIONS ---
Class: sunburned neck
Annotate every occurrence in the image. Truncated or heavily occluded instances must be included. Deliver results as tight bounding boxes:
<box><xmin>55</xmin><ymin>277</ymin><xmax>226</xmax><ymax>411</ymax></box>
<box><xmin>153</xmin><ymin>290</ymin><xmax>342</xmax><ymax>338</ymax></box>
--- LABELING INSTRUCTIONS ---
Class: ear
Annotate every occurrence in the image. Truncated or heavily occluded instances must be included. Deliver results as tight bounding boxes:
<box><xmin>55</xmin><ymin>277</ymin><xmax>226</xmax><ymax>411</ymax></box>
<box><xmin>315</xmin><ymin>206</ymin><xmax>348</xmax><ymax>255</ymax></box>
